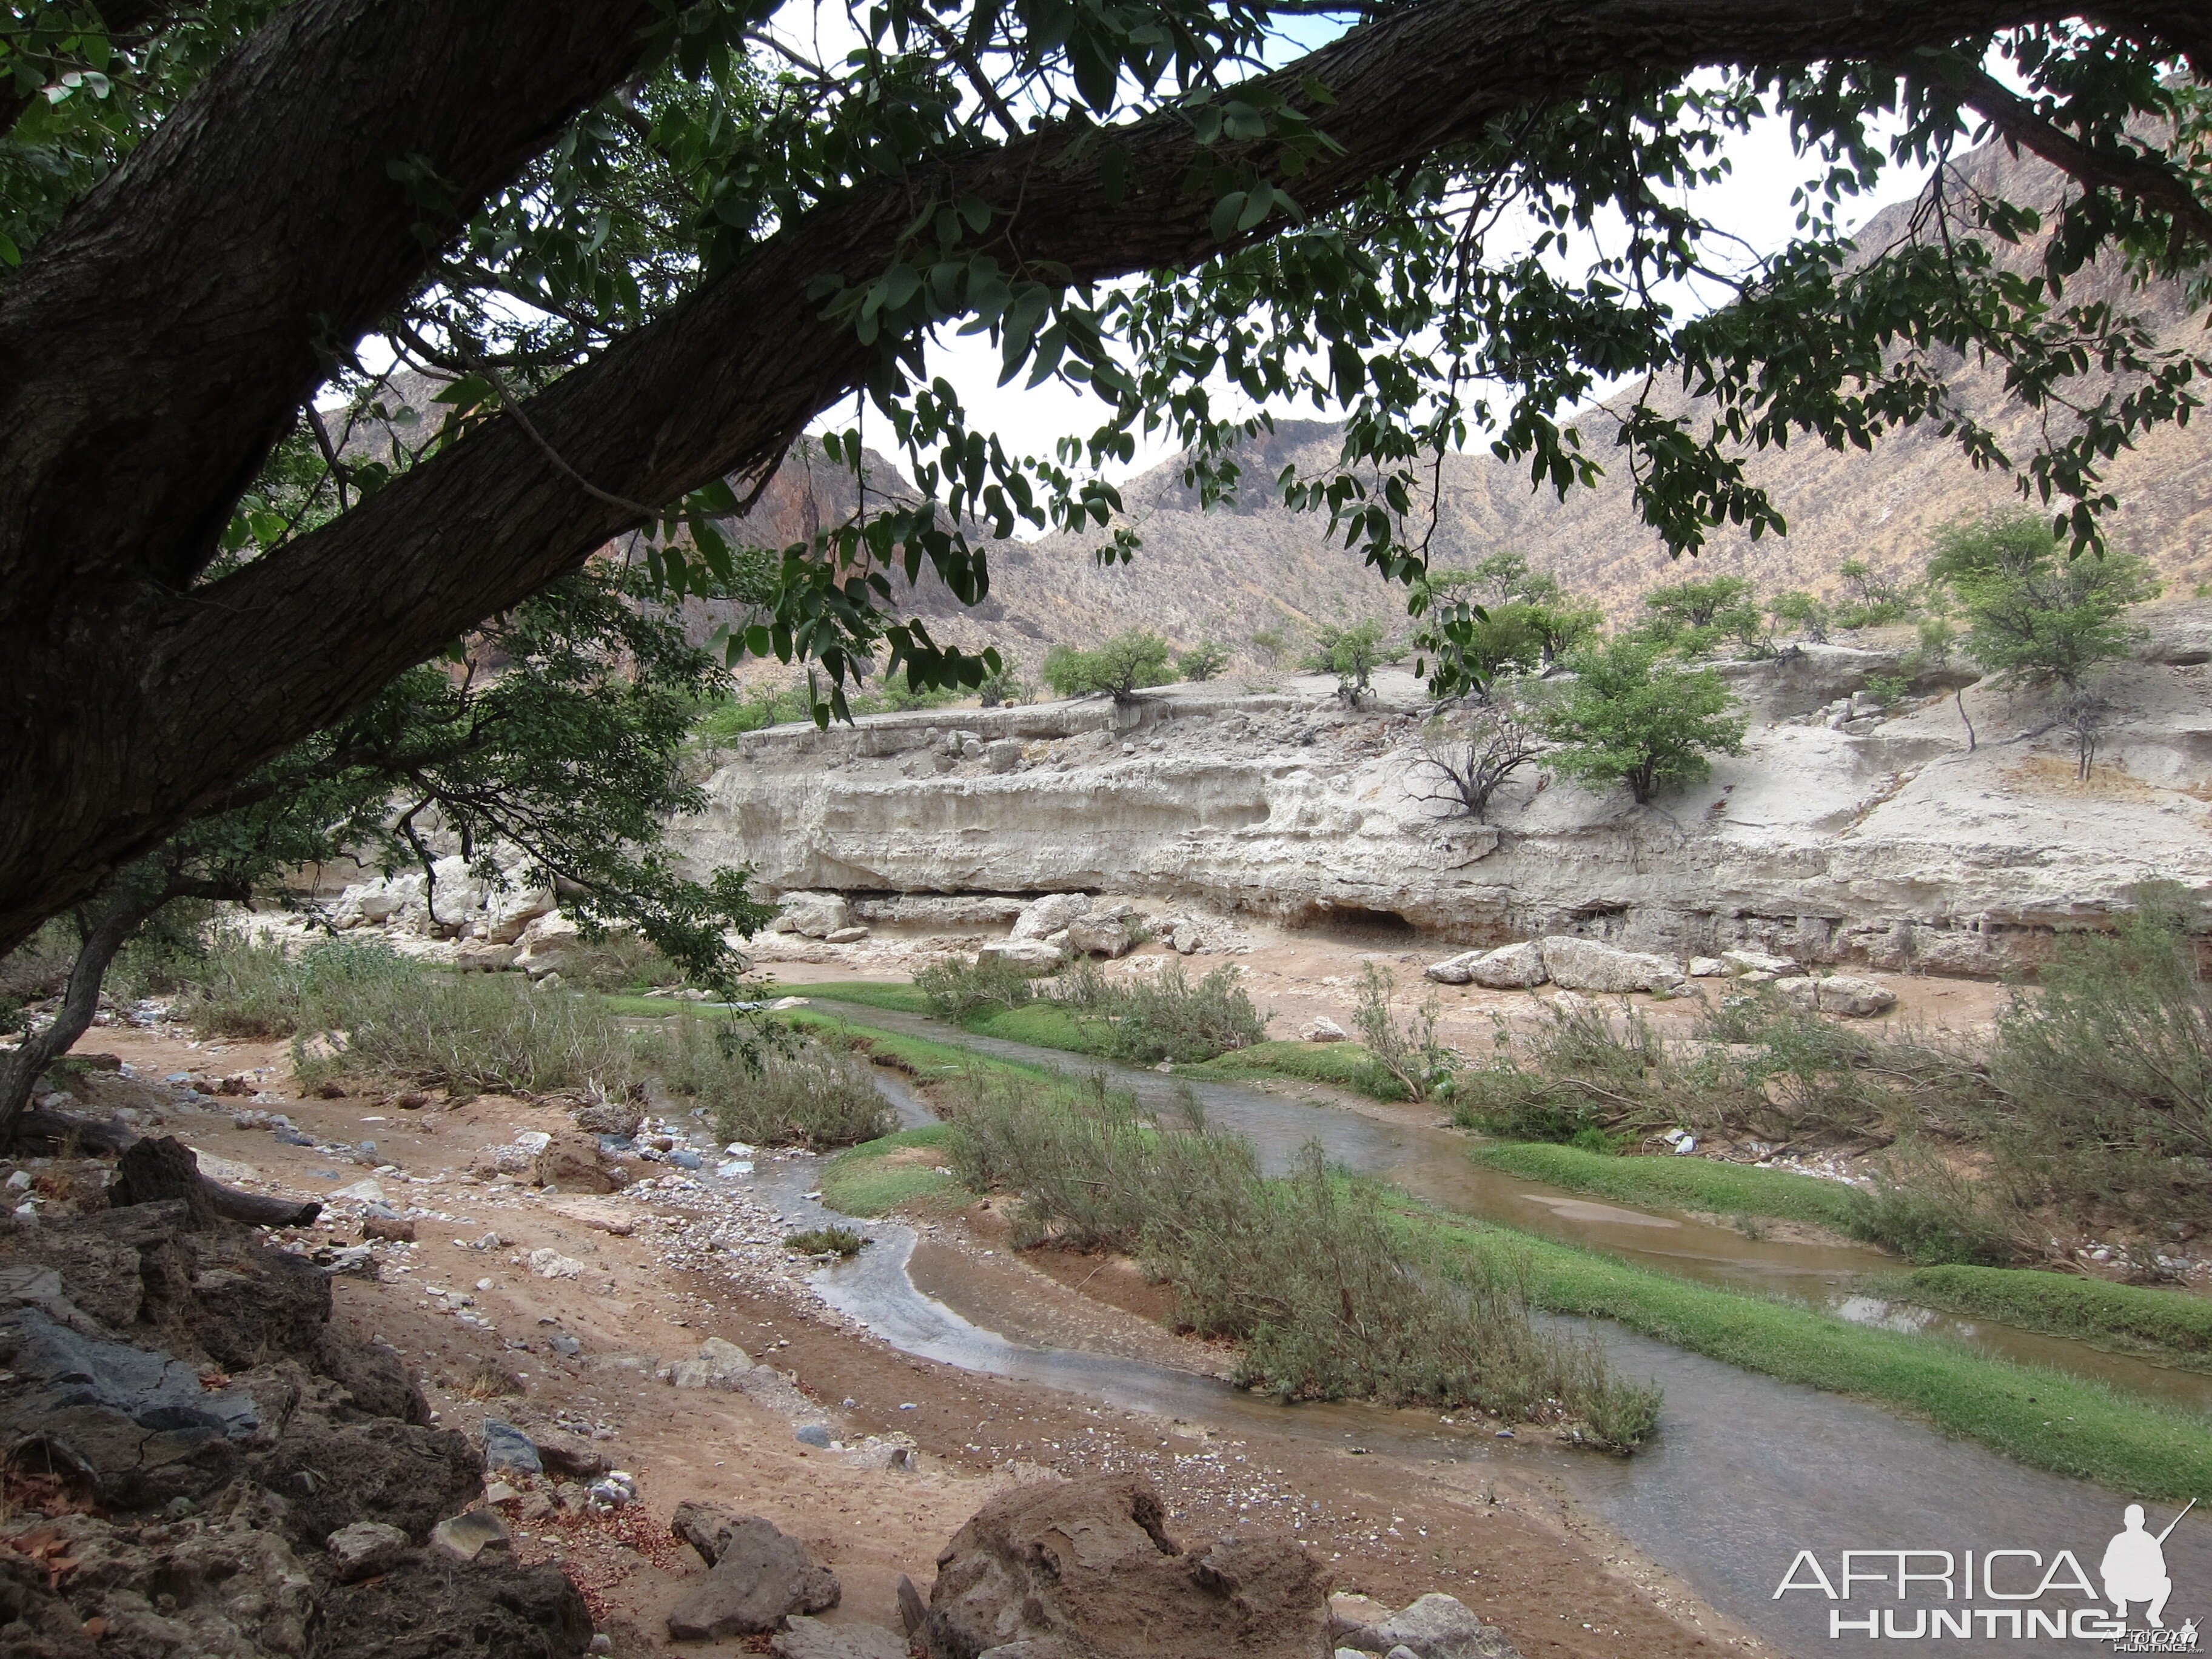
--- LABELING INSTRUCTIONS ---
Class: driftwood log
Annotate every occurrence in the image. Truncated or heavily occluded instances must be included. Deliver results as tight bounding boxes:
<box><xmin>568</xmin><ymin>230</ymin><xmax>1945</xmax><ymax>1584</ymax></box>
<box><xmin>15</xmin><ymin>1116</ymin><xmax>322</xmax><ymax>1227</ymax></box>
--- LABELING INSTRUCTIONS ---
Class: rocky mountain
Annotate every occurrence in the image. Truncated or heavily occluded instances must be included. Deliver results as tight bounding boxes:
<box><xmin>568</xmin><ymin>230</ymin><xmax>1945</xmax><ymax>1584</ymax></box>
<box><xmin>716</xmin><ymin>131</ymin><xmax>2211</xmax><ymax>674</ymax></box>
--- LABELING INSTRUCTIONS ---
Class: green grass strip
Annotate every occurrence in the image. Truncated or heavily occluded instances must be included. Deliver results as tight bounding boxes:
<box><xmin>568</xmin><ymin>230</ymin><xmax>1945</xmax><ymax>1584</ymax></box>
<box><xmin>1184</xmin><ymin>1039</ymin><xmax>1410</xmax><ymax>1099</ymax></box>
<box><xmin>1470</xmin><ymin>1141</ymin><xmax>1867</xmax><ymax>1233</ymax></box>
<box><xmin>1882</xmin><ymin>1265</ymin><xmax>2212</xmax><ymax>1375</ymax></box>
<box><xmin>786</xmin><ymin>981</ymin><xmax>932</xmax><ymax>1014</ymax></box>
<box><xmin>821</xmin><ymin>1125</ymin><xmax>964</xmax><ymax>1217</ymax></box>
<box><xmin>1399</xmin><ymin>1201</ymin><xmax>2212</xmax><ymax>1499</ymax></box>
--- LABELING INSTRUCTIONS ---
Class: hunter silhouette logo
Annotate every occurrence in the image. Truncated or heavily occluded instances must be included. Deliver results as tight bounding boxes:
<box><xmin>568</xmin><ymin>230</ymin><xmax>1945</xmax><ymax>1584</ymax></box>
<box><xmin>2103</xmin><ymin>1501</ymin><xmax>2190</xmax><ymax>1629</ymax></box>
<box><xmin>1774</xmin><ymin>1499</ymin><xmax>2201</xmax><ymax>1644</ymax></box>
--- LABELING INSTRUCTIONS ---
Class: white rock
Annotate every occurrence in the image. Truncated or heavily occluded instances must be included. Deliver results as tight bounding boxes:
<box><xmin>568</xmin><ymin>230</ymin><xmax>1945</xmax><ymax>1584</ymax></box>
<box><xmin>1720</xmin><ymin>948</ymin><xmax>1800</xmax><ymax>976</ymax></box>
<box><xmin>1065</xmin><ymin>915</ymin><xmax>1134</xmax><ymax>957</ymax></box>
<box><xmin>823</xmin><ymin>925</ymin><xmax>871</xmax><ymax>945</ymax></box>
<box><xmin>1776</xmin><ymin>974</ymin><xmax>1897</xmax><ymax>1017</ymax></box>
<box><xmin>982</xmin><ymin>739</ymin><xmax>1025</xmax><ymax>773</ymax></box>
<box><xmin>1424</xmin><ymin>951</ymin><xmax>1482</xmax><ymax>985</ymax></box>
<box><xmin>664</xmin><ymin>1336</ymin><xmax>754</xmax><ymax>1389</ymax></box>
<box><xmin>1687</xmin><ymin>956</ymin><xmax>1729</xmax><ymax>977</ymax></box>
<box><xmin>528</xmin><ymin>1248</ymin><xmax>584</xmax><ymax>1279</ymax></box>
<box><xmin>1302</xmin><ymin>1017</ymin><xmax>1349</xmax><ymax>1042</ymax></box>
<box><xmin>1538</xmin><ymin>936</ymin><xmax>1684</xmax><ymax>994</ymax></box>
<box><xmin>329</xmin><ymin>1179</ymin><xmax>385</xmax><ymax>1203</ymax></box>
<box><xmin>776</xmin><ymin>891</ymin><xmax>853</xmax><ymax>939</ymax></box>
<box><xmin>1469</xmin><ymin>940</ymin><xmax>1548</xmax><ymax>988</ymax></box>
<box><xmin>1009</xmin><ymin>893</ymin><xmax>1091</xmax><ymax>940</ymax></box>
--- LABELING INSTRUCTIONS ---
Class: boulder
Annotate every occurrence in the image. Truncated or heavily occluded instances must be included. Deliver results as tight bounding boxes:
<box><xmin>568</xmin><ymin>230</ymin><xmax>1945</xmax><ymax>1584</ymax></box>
<box><xmin>480</xmin><ymin>1419</ymin><xmax>541</xmax><ymax>1476</ymax></box>
<box><xmin>925</xmin><ymin>1475</ymin><xmax>1329</xmax><ymax>1659</ymax></box>
<box><xmin>482</xmin><ymin>886</ymin><xmax>557</xmax><ymax>945</ymax></box>
<box><xmin>1775</xmin><ymin>974</ymin><xmax>1897</xmax><ymax>1017</ymax></box>
<box><xmin>982</xmin><ymin>739</ymin><xmax>1025</xmax><ymax>774</ymax></box>
<box><xmin>1537</xmin><ymin>937</ymin><xmax>1684</xmax><ymax>994</ymax></box>
<box><xmin>1065</xmin><ymin>915</ymin><xmax>1135</xmax><ymax>958</ymax></box>
<box><xmin>1686</xmin><ymin>956</ymin><xmax>1729</xmax><ymax>977</ymax></box>
<box><xmin>1301</xmin><ymin>1017</ymin><xmax>1349</xmax><ymax>1043</ymax></box>
<box><xmin>823</xmin><ymin>925</ymin><xmax>871</xmax><ymax>944</ymax></box>
<box><xmin>1720</xmin><ymin>948</ymin><xmax>1800</xmax><ymax>976</ymax></box>
<box><xmin>777</xmin><ymin>892</ymin><xmax>854</xmax><ymax>939</ymax></box>
<box><xmin>315</xmin><ymin>1550</ymin><xmax>594</xmax><ymax>1659</ymax></box>
<box><xmin>327</xmin><ymin>1520</ymin><xmax>412</xmax><ymax>1583</ymax></box>
<box><xmin>429</xmin><ymin>1508</ymin><xmax>512</xmax><ymax>1563</ymax></box>
<box><xmin>1338</xmin><ymin>1594</ymin><xmax>1521</xmax><ymax>1659</ymax></box>
<box><xmin>666</xmin><ymin>1513</ymin><xmax>840</xmax><ymax>1640</ymax></box>
<box><xmin>1423</xmin><ymin>951</ymin><xmax>1481</xmax><ymax>985</ymax></box>
<box><xmin>980</xmin><ymin>939</ymin><xmax>1065</xmax><ymax>972</ymax></box>
<box><xmin>1009</xmin><ymin>893</ymin><xmax>1091</xmax><ymax>941</ymax></box>
<box><xmin>534</xmin><ymin>1130</ymin><xmax>623</xmax><ymax>1193</ymax></box>
<box><xmin>773</xmin><ymin>1615</ymin><xmax>913</xmax><ymax>1659</ymax></box>
<box><xmin>572</xmin><ymin>1098</ymin><xmax>644</xmax><ymax>1138</ymax></box>
<box><xmin>665</xmin><ymin>1336</ymin><xmax>755</xmax><ymax>1390</ymax></box>
<box><xmin>1468</xmin><ymin>942</ymin><xmax>1547</xmax><ymax>990</ymax></box>
<box><xmin>452</xmin><ymin>940</ymin><xmax>518</xmax><ymax>971</ymax></box>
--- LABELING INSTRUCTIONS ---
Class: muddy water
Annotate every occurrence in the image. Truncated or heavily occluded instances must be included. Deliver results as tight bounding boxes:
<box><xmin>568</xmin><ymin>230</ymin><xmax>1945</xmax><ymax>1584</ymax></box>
<box><xmin>824</xmin><ymin>1002</ymin><xmax>2212</xmax><ymax>1415</ymax></box>
<box><xmin>742</xmin><ymin>1014</ymin><xmax>2212</xmax><ymax>1657</ymax></box>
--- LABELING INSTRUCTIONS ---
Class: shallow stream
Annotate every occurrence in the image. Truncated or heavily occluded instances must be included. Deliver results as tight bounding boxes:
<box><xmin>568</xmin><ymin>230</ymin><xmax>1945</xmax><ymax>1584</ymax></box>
<box><xmin>742</xmin><ymin>1005</ymin><xmax>2212</xmax><ymax>1657</ymax></box>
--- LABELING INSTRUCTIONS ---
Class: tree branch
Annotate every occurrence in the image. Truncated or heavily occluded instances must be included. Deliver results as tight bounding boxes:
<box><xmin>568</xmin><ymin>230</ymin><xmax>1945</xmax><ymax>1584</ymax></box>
<box><xmin>0</xmin><ymin>0</ymin><xmax>2199</xmax><ymax>955</ymax></box>
<box><xmin>1920</xmin><ymin>56</ymin><xmax>2212</xmax><ymax>249</ymax></box>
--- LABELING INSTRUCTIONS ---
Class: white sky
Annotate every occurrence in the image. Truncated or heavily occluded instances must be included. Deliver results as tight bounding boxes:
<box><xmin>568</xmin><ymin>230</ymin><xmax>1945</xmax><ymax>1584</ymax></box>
<box><xmin>815</xmin><ymin>112</ymin><xmax>1934</xmax><ymax>493</ymax></box>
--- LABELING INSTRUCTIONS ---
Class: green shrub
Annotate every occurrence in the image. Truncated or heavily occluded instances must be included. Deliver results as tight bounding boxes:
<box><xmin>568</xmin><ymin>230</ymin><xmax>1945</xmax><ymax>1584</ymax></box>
<box><xmin>1042</xmin><ymin>631</ymin><xmax>1173</xmax><ymax>700</ymax></box>
<box><xmin>173</xmin><ymin>928</ymin><xmax>420</xmax><ymax>1039</ymax></box>
<box><xmin>942</xmin><ymin>1070</ymin><xmax>1657</xmax><ymax>1445</ymax></box>
<box><xmin>785</xmin><ymin>1226</ymin><xmax>866</xmax><ymax>1256</ymax></box>
<box><xmin>1535</xmin><ymin>637</ymin><xmax>1748</xmax><ymax>803</ymax></box>
<box><xmin>1980</xmin><ymin>886</ymin><xmax>2212</xmax><ymax>1226</ymax></box>
<box><xmin>1350</xmin><ymin>962</ymin><xmax>1456</xmax><ymax>1101</ymax></box>
<box><xmin>1176</xmin><ymin>640</ymin><xmax>1232</xmax><ymax>681</ymax></box>
<box><xmin>916</xmin><ymin>953</ymin><xmax>1039</xmax><ymax>1020</ymax></box>
<box><xmin>1050</xmin><ymin>959</ymin><xmax>1266</xmax><ymax>1063</ymax></box>
<box><xmin>295</xmin><ymin>962</ymin><xmax>635</xmax><ymax>1095</ymax></box>
<box><xmin>638</xmin><ymin>1014</ymin><xmax>894</xmax><ymax>1148</ymax></box>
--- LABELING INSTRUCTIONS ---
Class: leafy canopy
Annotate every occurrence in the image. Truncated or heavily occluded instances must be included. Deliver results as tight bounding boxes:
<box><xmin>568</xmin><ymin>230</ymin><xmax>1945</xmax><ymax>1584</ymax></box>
<box><xmin>1535</xmin><ymin>637</ymin><xmax>1749</xmax><ymax>804</ymax></box>
<box><xmin>1927</xmin><ymin>510</ymin><xmax>2160</xmax><ymax>689</ymax></box>
<box><xmin>1042</xmin><ymin>629</ymin><xmax>1174</xmax><ymax>699</ymax></box>
<box><xmin>9</xmin><ymin>2</ymin><xmax>2211</xmax><ymax>717</ymax></box>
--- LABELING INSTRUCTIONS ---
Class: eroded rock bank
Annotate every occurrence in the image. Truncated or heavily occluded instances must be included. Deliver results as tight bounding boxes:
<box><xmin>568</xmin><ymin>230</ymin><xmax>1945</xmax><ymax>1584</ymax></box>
<box><xmin>674</xmin><ymin>613</ymin><xmax>2212</xmax><ymax>973</ymax></box>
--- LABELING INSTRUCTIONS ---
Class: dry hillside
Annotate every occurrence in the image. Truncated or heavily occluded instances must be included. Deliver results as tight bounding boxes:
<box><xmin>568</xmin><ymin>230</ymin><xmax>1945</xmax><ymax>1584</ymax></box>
<box><xmin>708</xmin><ymin>130</ymin><xmax>2212</xmax><ymax>674</ymax></box>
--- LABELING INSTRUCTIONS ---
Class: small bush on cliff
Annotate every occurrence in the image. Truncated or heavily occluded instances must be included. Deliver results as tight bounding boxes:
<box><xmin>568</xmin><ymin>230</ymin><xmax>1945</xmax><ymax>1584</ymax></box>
<box><xmin>1176</xmin><ymin>640</ymin><xmax>1232</xmax><ymax>681</ymax></box>
<box><xmin>1927</xmin><ymin>510</ymin><xmax>2157</xmax><ymax>693</ymax></box>
<box><xmin>1535</xmin><ymin>638</ymin><xmax>1747</xmax><ymax>803</ymax></box>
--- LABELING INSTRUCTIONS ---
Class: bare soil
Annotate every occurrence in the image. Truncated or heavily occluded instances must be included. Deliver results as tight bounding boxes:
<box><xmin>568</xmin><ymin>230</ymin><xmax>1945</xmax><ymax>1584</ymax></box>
<box><xmin>30</xmin><ymin>1019</ymin><xmax>1781</xmax><ymax>1659</ymax></box>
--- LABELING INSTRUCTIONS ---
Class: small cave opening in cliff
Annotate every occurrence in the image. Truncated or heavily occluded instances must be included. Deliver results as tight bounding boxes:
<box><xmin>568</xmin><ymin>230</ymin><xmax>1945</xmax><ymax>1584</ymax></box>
<box><xmin>1293</xmin><ymin>903</ymin><xmax>1419</xmax><ymax>946</ymax></box>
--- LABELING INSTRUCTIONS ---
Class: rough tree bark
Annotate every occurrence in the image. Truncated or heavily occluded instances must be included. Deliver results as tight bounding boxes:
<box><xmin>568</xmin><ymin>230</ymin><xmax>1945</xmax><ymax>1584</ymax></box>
<box><xmin>0</xmin><ymin>0</ymin><xmax>2204</xmax><ymax>955</ymax></box>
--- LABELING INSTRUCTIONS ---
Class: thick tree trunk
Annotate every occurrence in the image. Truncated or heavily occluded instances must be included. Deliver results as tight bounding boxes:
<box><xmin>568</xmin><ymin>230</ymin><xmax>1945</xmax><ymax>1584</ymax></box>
<box><xmin>0</xmin><ymin>0</ymin><xmax>2200</xmax><ymax>955</ymax></box>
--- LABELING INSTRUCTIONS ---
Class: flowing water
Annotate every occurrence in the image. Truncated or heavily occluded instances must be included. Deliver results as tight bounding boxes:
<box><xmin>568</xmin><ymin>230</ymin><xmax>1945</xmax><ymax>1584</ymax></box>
<box><xmin>731</xmin><ymin>1006</ymin><xmax>2212</xmax><ymax>1657</ymax></box>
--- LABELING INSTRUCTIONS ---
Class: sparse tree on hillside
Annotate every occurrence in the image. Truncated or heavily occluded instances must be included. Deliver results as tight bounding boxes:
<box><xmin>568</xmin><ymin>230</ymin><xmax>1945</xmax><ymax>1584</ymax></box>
<box><xmin>1248</xmin><ymin>626</ymin><xmax>1296</xmax><ymax>669</ymax></box>
<box><xmin>1042</xmin><ymin>631</ymin><xmax>1175</xmax><ymax>701</ymax></box>
<box><xmin>1535</xmin><ymin>638</ymin><xmax>1748</xmax><ymax>805</ymax></box>
<box><xmin>0</xmin><ymin>569</ymin><xmax>769</xmax><ymax>1144</ymax></box>
<box><xmin>1178</xmin><ymin>640</ymin><xmax>1233</xmax><ymax>681</ymax></box>
<box><xmin>1928</xmin><ymin>512</ymin><xmax>2160</xmax><ymax>693</ymax></box>
<box><xmin>1</xmin><ymin>1</ymin><xmax>2208</xmax><ymax>957</ymax></box>
<box><xmin>1771</xmin><ymin>590</ymin><xmax>1832</xmax><ymax>643</ymax></box>
<box><xmin>1833</xmin><ymin>560</ymin><xmax>1923</xmax><ymax>629</ymax></box>
<box><xmin>1309</xmin><ymin>619</ymin><xmax>1396</xmax><ymax>706</ymax></box>
<box><xmin>1638</xmin><ymin>576</ymin><xmax>1765</xmax><ymax>657</ymax></box>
